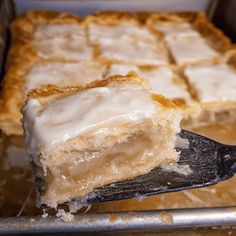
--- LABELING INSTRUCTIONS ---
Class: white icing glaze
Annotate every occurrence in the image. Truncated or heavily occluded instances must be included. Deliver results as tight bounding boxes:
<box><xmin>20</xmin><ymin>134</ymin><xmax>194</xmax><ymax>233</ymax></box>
<box><xmin>160</xmin><ymin>163</ymin><xmax>192</xmax><ymax>175</ymax></box>
<box><xmin>99</xmin><ymin>38</ymin><xmax>168</xmax><ymax>65</ymax></box>
<box><xmin>35</xmin><ymin>36</ymin><xmax>93</xmax><ymax>61</ymax></box>
<box><xmin>106</xmin><ymin>64</ymin><xmax>191</xmax><ymax>102</ymax></box>
<box><xmin>88</xmin><ymin>22</ymin><xmax>155</xmax><ymax>43</ymax></box>
<box><xmin>23</xmin><ymin>83</ymin><xmax>157</xmax><ymax>153</ymax></box>
<box><xmin>34</xmin><ymin>24</ymin><xmax>85</xmax><ymax>39</ymax></box>
<box><xmin>25</xmin><ymin>61</ymin><xmax>104</xmax><ymax>91</ymax></box>
<box><xmin>166</xmin><ymin>35</ymin><xmax>219</xmax><ymax>64</ymax></box>
<box><xmin>184</xmin><ymin>63</ymin><xmax>236</xmax><ymax>102</ymax></box>
<box><xmin>154</xmin><ymin>22</ymin><xmax>200</xmax><ymax>38</ymax></box>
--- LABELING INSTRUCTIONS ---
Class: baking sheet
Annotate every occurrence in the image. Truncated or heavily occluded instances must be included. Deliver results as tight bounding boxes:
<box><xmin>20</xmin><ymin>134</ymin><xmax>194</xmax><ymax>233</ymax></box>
<box><xmin>1</xmin><ymin>207</ymin><xmax>236</xmax><ymax>234</ymax></box>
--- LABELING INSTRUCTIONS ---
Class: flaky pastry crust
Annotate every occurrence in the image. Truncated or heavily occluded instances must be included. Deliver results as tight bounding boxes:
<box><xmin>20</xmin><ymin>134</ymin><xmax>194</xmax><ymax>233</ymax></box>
<box><xmin>26</xmin><ymin>72</ymin><xmax>177</xmax><ymax>109</ymax></box>
<box><xmin>0</xmin><ymin>10</ymin><xmax>235</xmax><ymax>135</ymax></box>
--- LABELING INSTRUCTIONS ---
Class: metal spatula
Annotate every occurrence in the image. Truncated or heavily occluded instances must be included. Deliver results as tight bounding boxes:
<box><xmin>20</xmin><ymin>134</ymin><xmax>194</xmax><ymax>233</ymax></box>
<box><xmin>81</xmin><ymin>129</ymin><xmax>236</xmax><ymax>204</ymax></box>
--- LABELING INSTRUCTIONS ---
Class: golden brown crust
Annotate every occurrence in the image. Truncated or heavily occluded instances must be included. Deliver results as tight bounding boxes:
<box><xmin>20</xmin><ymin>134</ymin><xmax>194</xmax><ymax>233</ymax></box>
<box><xmin>2</xmin><ymin>34</ymin><xmax>47</xmax><ymax>102</ymax></box>
<box><xmin>0</xmin><ymin>36</ymin><xmax>43</xmax><ymax>134</ymax></box>
<box><xmin>26</xmin><ymin>72</ymin><xmax>177</xmax><ymax>109</ymax></box>
<box><xmin>145</xmin><ymin>11</ymin><xmax>205</xmax><ymax>24</ymax></box>
<box><xmin>27</xmin><ymin>72</ymin><xmax>144</xmax><ymax>98</ymax></box>
<box><xmin>192</xmin><ymin>14</ymin><xmax>235</xmax><ymax>55</ymax></box>
<box><xmin>86</xmin><ymin>11</ymin><xmax>138</xmax><ymax>25</ymax></box>
<box><xmin>5</xmin><ymin>38</ymin><xmax>38</xmax><ymax>69</ymax></box>
<box><xmin>0</xmin><ymin>44</ymin><xmax>39</xmax><ymax>134</ymax></box>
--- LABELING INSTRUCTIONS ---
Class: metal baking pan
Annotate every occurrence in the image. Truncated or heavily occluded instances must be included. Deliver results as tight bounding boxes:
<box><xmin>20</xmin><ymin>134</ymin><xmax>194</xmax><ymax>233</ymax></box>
<box><xmin>0</xmin><ymin>0</ymin><xmax>236</xmax><ymax>234</ymax></box>
<box><xmin>1</xmin><ymin>207</ymin><xmax>236</xmax><ymax>234</ymax></box>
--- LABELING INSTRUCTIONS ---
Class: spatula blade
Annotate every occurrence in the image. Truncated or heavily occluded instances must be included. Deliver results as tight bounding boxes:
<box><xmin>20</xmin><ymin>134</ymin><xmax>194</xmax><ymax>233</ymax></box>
<box><xmin>79</xmin><ymin>130</ymin><xmax>225</xmax><ymax>204</ymax></box>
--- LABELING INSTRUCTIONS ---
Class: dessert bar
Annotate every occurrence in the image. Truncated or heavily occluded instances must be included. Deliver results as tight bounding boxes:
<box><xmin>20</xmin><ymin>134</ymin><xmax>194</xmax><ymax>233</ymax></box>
<box><xmin>22</xmin><ymin>74</ymin><xmax>182</xmax><ymax>206</ymax></box>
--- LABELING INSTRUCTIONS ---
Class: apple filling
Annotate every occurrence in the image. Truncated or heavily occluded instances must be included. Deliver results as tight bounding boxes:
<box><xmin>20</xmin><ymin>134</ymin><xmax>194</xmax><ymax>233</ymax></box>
<box><xmin>39</xmin><ymin>123</ymin><xmax>177</xmax><ymax>206</ymax></box>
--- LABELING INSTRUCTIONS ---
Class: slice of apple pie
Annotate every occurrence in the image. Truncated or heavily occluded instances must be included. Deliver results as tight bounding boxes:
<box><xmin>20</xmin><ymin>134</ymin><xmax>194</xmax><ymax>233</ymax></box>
<box><xmin>22</xmin><ymin>73</ymin><xmax>182</xmax><ymax>207</ymax></box>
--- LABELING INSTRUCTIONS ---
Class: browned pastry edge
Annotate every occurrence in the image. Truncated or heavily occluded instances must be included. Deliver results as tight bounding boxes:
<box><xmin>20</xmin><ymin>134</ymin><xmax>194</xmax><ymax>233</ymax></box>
<box><xmin>192</xmin><ymin>14</ymin><xmax>235</xmax><ymax>55</ymax></box>
<box><xmin>26</xmin><ymin>72</ymin><xmax>177</xmax><ymax>110</ymax></box>
<box><xmin>144</xmin><ymin>11</ymin><xmax>206</xmax><ymax>24</ymax></box>
<box><xmin>84</xmin><ymin>11</ymin><xmax>140</xmax><ymax>26</ymax></box>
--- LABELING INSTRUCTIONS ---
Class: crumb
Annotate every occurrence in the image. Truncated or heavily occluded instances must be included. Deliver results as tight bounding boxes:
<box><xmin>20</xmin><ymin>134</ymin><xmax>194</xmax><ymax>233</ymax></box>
<box><xmin>56</xmin><ymin>209</ymin><xmax>74</xmax><ymax>222</ymax></box>
<box><xmin>41</xmin><ymin>209</ymin><xmax>48</xmax><ymax>218</ymax></box>
<box><xmin>159</xmin><ymin>211</ymin><xmax>174</xmax><ymax>224</ymax></box>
